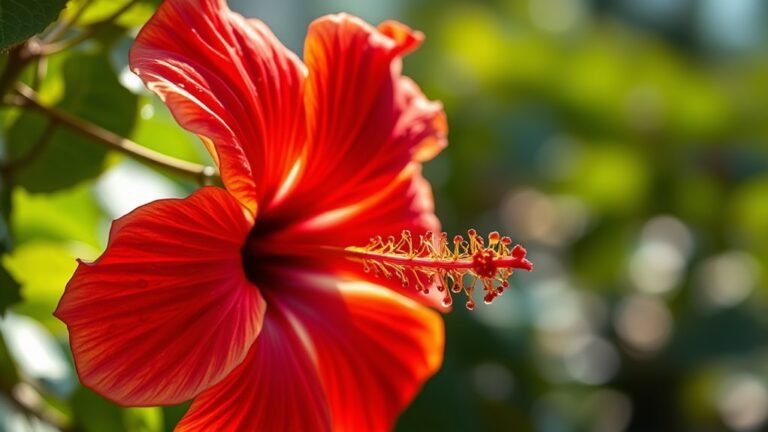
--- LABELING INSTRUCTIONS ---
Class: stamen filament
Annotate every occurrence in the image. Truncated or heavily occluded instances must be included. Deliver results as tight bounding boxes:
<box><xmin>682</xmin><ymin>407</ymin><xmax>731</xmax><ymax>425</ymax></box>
<box><xmin>344</xmin><ymin>230</ymin><xmax>534</xmax><ymax>309</ymax></box>
<box><xmin>343</xmin><ymin>247</ymin><xmax>532</xmax><ymax>271</ymax></box>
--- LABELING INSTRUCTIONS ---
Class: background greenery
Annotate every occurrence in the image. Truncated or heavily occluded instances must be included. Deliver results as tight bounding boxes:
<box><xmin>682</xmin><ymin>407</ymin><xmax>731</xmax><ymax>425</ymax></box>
<box><xmin>2</xmin><ymin>0</ymin><xmax>768</xmax><ymax>431</ymax></box>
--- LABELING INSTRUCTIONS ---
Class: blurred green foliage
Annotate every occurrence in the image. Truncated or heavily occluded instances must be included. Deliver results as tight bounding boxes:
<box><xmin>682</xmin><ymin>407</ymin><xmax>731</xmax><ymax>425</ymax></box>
<box><xmin>1</xmin><ymin>0</ymin><xmax>768</xmax><ymax>431</ymax></box>
<box><xmin>9</xmin><ymin>50</ymin><xmax>138</xmax><ymax>192</ymax></box>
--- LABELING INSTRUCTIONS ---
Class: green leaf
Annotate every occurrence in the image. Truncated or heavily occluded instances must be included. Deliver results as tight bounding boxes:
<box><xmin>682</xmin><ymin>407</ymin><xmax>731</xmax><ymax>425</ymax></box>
<box><xmin>0</xmin><ymin>181</ymin><xmax>10</xmax><ymax>252</ymax></box>
<box><xmin>2</xmin><ymin>241</ymin><xmax>85</xmax><ymax>334</ymax></box>
<box><xmin>0</xmin><ymin>331</ymin><xmax>20</xmax><ymax>390</ymax></box>
<box><xmin>63</xmin><ymin>0</ymin><xmax>159</xmax><ymax>29</ymax></box>
<box><xmin>0</xmin><ymin>0</ymin><xmax>68</xmax><ymax>49</ymax></box>
<box><xmin>0</xmin><ymin>262</ymin><xmax>21</xmax><ymax>317</ymax></box>
<box><xmin>71</xmin><ymin>386</ymin><xmax>167</xmax><ymax>432</ymax></box>
<box><xmin>162</xmin><ymin>403</ymin><xmax>190</xmax><ymax>431</ymax></box>
<box><xmin>132</xmin><ymin>97</ymin><xmax>211</xmax><ymax>165</ymax></box>
<box><xmin>0</xmin><ymin>109</ymin><xmax>12</xmax><ymax>251</ymax></box>
<box><xmin>11</xmin><ymin>182</ymin><xmax>103</xmax><ymax>248</ymax></box>
<box><xmin>124</xmin><ymin>407</ymin><xmax>163</xmax><ymax>432</ymax></box>
<box><xmin>7</xmin><ymin>50</ymin><xmax>138</xmax><ymax>192</ymax></box>
<box><xmin>71</xmin><ymin>386</ymin><xmax>128</xmax><ymax>432</ymax></box>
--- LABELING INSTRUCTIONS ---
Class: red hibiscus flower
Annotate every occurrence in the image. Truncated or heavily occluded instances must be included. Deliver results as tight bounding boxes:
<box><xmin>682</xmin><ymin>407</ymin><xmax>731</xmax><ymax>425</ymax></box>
<box><xmin>55</xmin><ymin>0</ymin><xmax>532</xmax><ymax>430</ymax></box>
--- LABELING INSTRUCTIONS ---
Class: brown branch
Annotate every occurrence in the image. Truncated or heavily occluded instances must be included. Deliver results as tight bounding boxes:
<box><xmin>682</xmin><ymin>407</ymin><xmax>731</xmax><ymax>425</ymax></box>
<box><xmin>0</xmin><ymin>42</ymin><xmax>37</xmax><ymax>97</ymax></box>
<box><xmin>10</xmin><ymin>84</ymin><xmax>217</xmax><ymax>183</ymax></box>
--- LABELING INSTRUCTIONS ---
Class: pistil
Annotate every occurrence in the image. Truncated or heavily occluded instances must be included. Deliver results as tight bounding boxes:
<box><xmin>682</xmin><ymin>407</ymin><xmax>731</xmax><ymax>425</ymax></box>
<box><xmin>344</xmin><ymin>229</ymin><xmax>533</xmax><ymax>309</ymax></box>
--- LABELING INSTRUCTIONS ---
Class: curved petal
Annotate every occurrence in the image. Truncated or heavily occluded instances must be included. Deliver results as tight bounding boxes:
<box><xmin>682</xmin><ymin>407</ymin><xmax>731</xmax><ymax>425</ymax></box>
<box><xmin>55</xmin><ymin>187</ymin><xmax>265</xmax><ymax>406</ymax></box>
<box><xmin>280</xmin><ymin>14</ymin><xmax>446</xmax><ymax>218</ymax></box>
<box><xmin>378</xmin><ymin>20</ymin><xmax>423</xmax><ymax>56</ymax></box>
<box><xmin>392</xmin><ymin>75</ymin><xmax>448</xmax><ymax>163</ymax></box>
<box><xmin>130</xmin><ymin>0</ymin><xmax>307</xmax><ymax>214</ymax></box>
<box><xmin>176</xmin><ymin>310</ymin><xmax>331</xmax><ymax>432</ymax></box>
<box><xmin>178</xmin><ymin>274</ymin><xmax>444</xmax><ymax>431</ymax></box>
<box><xmin>288</xmin><ymin>276</ymin><xmax>445</xmax><ymax>432</ymax></box>
<box><xmin>294</xmin><ymin>163</ymin><xmax>438</xmax><ymax>245</ymax></box>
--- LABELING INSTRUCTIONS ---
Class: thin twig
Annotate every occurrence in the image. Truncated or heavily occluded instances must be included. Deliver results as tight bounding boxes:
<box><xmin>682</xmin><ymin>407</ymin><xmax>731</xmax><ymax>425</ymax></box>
<box><xmin>42</xmin><ymin>0</ymin><xmax>96</xmax><ymax>43</ymax></box>
<box><xmin>31</xmin><ymin>55</ymin><xmax>48</xmax><ymax>91</ymax></box>
<box><xmin>41</xmin><ymin>0</ymin><xmax>142</xmax><ymax>56</ymax></box>
<box><xmin>9</xmin><ymin>84</ymin><xmax>217</xmax><ymax>183</ymax></box>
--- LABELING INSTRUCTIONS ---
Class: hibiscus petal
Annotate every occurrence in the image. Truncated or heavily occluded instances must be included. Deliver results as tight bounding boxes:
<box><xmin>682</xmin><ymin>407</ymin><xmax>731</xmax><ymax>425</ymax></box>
<box><xmin>178</xmin><ymin>274</ymin><xmax>444</xmax><ymax>431</ymax></box>
<box><xmin>392</xmin><ymin>75</ymin><xmax>448</xmax><ymax>163</ymax></box>
<box><xmin>175</xmin><ymin>310</ymin><xmax>331</xmax><ymax>432</ymax></box>
<box><xmin>55</xmin><ymin>187</ymin><xmax>265</xmax><ymax>406</ymax></box>
<box><xmin>260</xmin><ymin>15</ymin><xmax>447</xmax><ymax>301</ymax></box>
<box><xmin>378</xmin><ymin>20</ymin><xmax>423</xmax><ymax>56</ymax></box>
<box><xmin>298</xmin><ymin>14</ymin><xmax>447</xmax><ymax>216</ymax></box>
<box><xmin>287</xmin><ymin>276</ymin><xmax>444</xmax><ymax>431</ymax></box>
<box><xmin>130</xmin><ymin>0</ymin><xmax>307</xmax><ymax>215</ymax></box>
<box><xmin>295</xmin><ymin>163</ymin><xmax>438</xmax><ymax>244</ymax></box>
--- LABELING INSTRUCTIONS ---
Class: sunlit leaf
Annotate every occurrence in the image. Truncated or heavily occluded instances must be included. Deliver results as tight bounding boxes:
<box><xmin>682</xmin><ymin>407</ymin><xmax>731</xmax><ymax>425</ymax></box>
<box><xmin>11</xmin><ymin>182</ymin><xmax>103</xmax><ymax>248</ymax></box>
<box><xmin>2</xmin><ymin>241</ymin><xmax>91</xmax><ymax>334</ymax></box>
<box><xmin>7</xmin><ymin>50</ymin><xmax>138</xmax><ymax>192</ymax></box>
<box><xmin>63</xmin><ymin>0</ymin><xmax>159</xmax><ymax>29</ymax></box>
<box><xmin>131</xmin><ymin>97</ymin><xmax>210</xmax><ymax>165</ymax></box>
<box><xmin>124</xmin><ymin>407</ymin><xmax>164</xmax><ymax>432</ymax></box>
